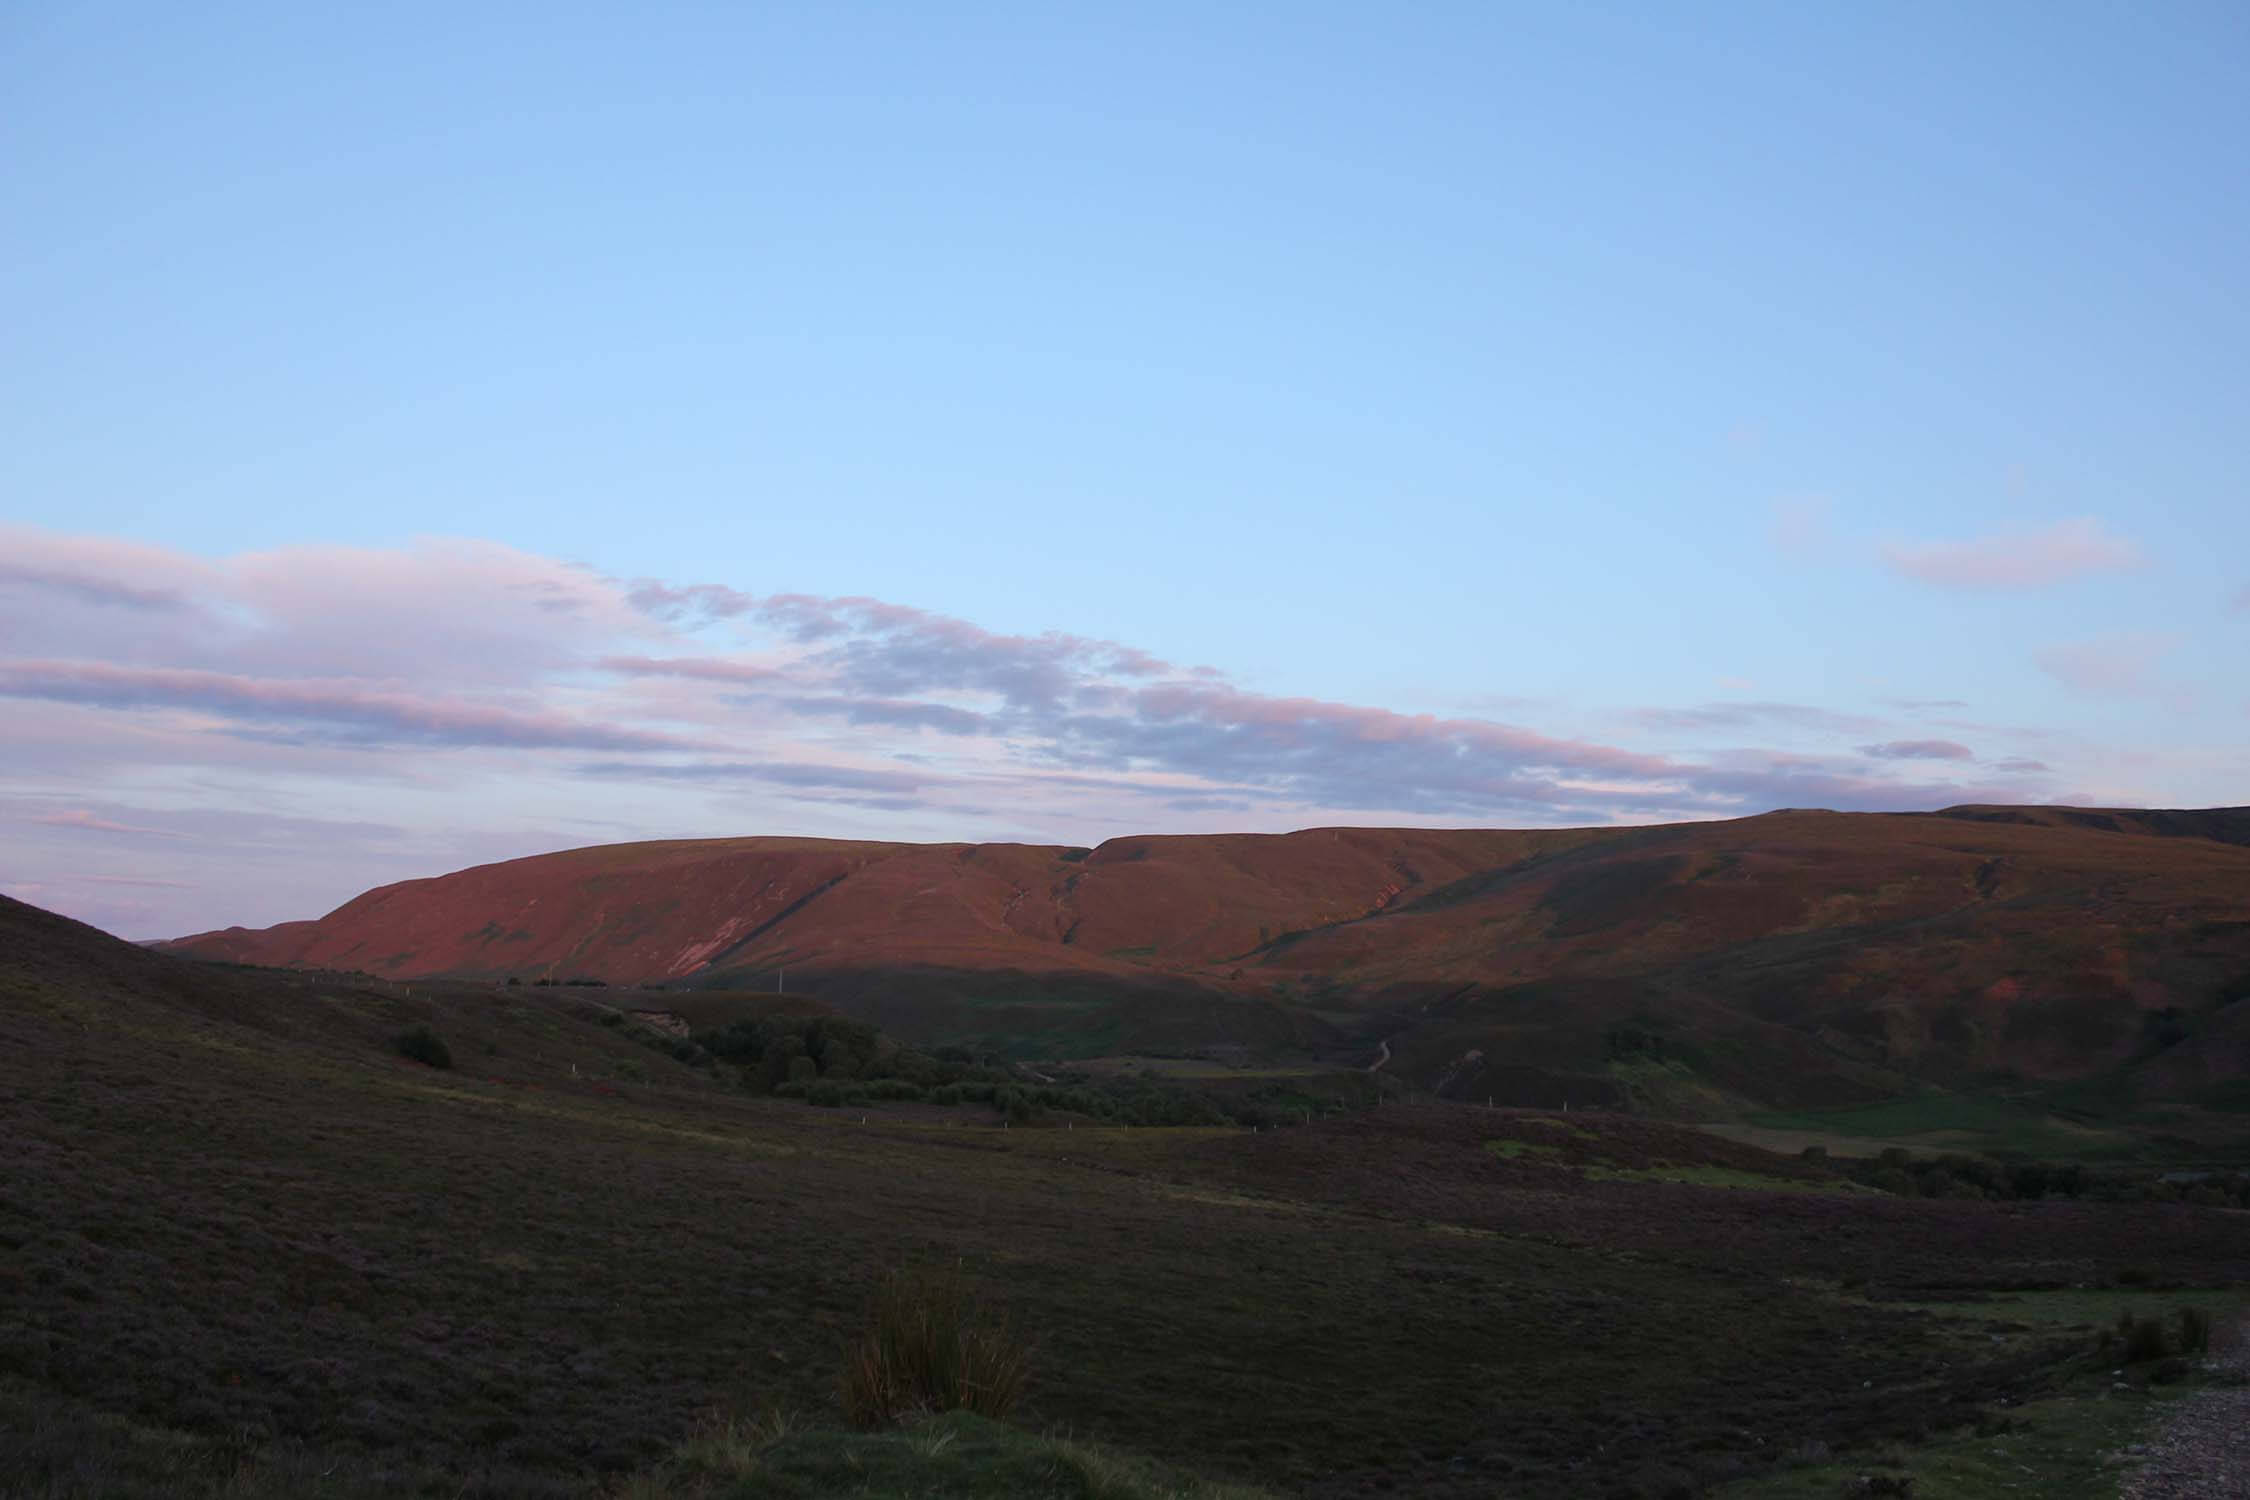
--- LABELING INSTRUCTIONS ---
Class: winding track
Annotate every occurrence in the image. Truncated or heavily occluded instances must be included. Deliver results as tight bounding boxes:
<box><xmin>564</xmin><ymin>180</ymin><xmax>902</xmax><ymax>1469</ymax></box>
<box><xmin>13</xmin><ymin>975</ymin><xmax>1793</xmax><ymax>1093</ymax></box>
<box><xmin>2121</xmin><ymin>1313</ymin><xmax>2250</xmax><ymax>1500</ymax></box>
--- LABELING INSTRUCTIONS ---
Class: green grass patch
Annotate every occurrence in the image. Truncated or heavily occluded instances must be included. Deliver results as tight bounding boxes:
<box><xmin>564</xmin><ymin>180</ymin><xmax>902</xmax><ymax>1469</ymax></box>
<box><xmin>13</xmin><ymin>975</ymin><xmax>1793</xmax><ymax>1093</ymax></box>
<box><xmin>628</xmin><ymin>1410</ymin><xmax>1275</xmax><ymax>1500</ymax></box>
<box><xmin>1713</xmin><ymin>1381</ymin><xmax>2193</xmax><ymax>1500</ymax></box>
<box><xmin>1582</xmin><ymin>1162</ymin><xmax>1858</xmax><ymax>1193</ymax></box>
<box><xmin>1747</xmin><ymin>1090</ymin><xmax>2130</xmax><ymax>1158</ymax></box>
<box><xmin>1485</xmin><ymin>1136</ymin><xmax>1856</xmax><ymax>1192</ymax></box>
<box><xmin>1697</xmin><ymin>1122</ymin><xmax>1899</xmax><ymax>1158</ymax></box>
<box><xmin>1485</xmin><ymin>1138</ymin><xmax>1566</xmax><ymax>1161</ymax></box>
<box><xmin>1072</xmin><ymin>1056</ymin><xmax>1327</xmax><ymax>1081</ymax></box>
<box><xmin>1883</xmin><ymin>1287</ymin><xmax>2247</xmax><ymax>1337</ymax></box>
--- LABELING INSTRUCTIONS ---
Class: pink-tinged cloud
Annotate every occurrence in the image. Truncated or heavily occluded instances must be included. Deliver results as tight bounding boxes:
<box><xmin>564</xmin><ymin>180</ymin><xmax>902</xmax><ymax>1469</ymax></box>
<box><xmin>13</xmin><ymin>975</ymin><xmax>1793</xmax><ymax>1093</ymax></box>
<box><xmin>0</xmin><ymin>526</ymin><xmax>215</xmax><ymax>609</ymax></box>
<box><xmin>601</xmin><ymin>654</ymin><xmax>779</xmax><ymax>686</ymax></box>
<box><xmin>28</xmin><ymin>809</ymin><xmax>183</xmax><ymax>836</ymax></box>
<box><xmin>1127</xmin><ymin>681</ymin><xmax>1678</xmax><ymax>778</ymax></box>
<box><xmin>576</xmin><ymin>759</ymin><xmax>931</xmax><ymax>793</ymax></box>
<box><xmin>1882</xmin><ymin>517</ymin><xmax>2143</xmax><ymax>590</ymax></box>
<box><xmin>0</xmin><ymin>660</ymin><xmax>702</xmax><ymax>751</ymax></box>
<box><xmin>625</xmin><ymin>580</ymin><xmax>759</xmax><ymax>620</ymax></box>
<box><xmin>2033</xmin><ymin>634</ymin><xmax>2181</xmax><ymax>700</ymax></box>
<box><xmin>1633</xmin><ymin>702</ymin><xmax>1882</xmax><ymax>735</ymax></box>
<box><xmin>783</xmin><ymin>696</ymin><xmax>991</xmax><ymax>735</ymax></box>
<box><xmin>626</xmin><ymin>587</ymin><xmax>1179</xmax><ymax>707</ymax></box>
<box><xmin>13</xmin><ymin>525</ymin><xmax>2222</xmax><ymax>939</ymax></box>
<box><xmin>2231</xmin><ymin>584</ymin><xmax>2250</xmax><ymax>613</ymax></box>
<box><xmin>225</xmin><ymin>539</ymin><xmax>656</xmax><ymax>685</ymax></box>
<box><xmin>1860</xmin><ymin>739</ymin><xmax>1974</xmax><ymax>761</ymax></box>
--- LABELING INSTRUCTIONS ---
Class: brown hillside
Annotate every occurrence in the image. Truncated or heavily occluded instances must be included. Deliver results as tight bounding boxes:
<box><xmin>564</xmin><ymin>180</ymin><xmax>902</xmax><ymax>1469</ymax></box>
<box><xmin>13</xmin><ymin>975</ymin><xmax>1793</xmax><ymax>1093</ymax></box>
<box><xmin>160</xmin><ymin>806</ymin><xmax>2250</xmax><ymax>1110</ymax></box>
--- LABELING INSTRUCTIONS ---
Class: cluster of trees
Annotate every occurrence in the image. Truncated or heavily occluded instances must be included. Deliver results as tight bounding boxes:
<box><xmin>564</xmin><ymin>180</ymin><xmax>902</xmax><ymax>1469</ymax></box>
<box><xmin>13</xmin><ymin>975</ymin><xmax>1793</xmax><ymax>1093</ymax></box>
<box><xmin>1840</xmin><ymin>1146</ymin><xmax>2250</xmax><ymax>1207</ymax></box>
<box><xmin>697</xmin><ymin>1014</ymin><xmax>913</xmax><ymax>1092</ymax></box>
<box><xmin>1846</xmin><ymin>1148</ymin><xmax>2089</xmax><ymax>1201</ymax></box>
<box><xmin>1603</xmin><ymin>1024</ymin><xmax>1668</xmax><ymax>1062</ymax></box>
<box><xmin>681</xmin><ymin>1014</ymin><xmax>1332</xmax><ymax>1127</ymax></box>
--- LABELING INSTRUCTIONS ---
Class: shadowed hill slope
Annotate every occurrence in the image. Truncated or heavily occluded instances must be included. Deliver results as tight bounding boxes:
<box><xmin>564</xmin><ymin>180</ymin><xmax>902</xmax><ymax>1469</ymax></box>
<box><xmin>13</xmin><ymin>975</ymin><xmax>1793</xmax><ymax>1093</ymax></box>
<box><xmin>160</xmin><ymin>806</ymin><xmax>2250</xmax><ymax>1113</ymax></box>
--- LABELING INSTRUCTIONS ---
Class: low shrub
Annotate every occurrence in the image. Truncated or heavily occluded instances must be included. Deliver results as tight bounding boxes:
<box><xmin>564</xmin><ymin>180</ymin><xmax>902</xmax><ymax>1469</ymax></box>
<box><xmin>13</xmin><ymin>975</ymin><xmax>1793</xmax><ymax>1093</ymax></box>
<box><xmin>2111</xmin><ymin>1311</ymin><xmax>2172</xmax><ymax>1364</ymax></box>
<box><xmin>840</xmin><ymin>1266</ymin><xmax>1029</xmax><ymax>1428</ymax></box>
<box><xmin>391</xmin><ymin>1026</ymin><xmax>451</xmax><ymax>1070</ymax></box>
<box><xmin>2175</xmin><ymin>1306</ymin><xmax>2211</xmax><ymax>1355</ymax></box>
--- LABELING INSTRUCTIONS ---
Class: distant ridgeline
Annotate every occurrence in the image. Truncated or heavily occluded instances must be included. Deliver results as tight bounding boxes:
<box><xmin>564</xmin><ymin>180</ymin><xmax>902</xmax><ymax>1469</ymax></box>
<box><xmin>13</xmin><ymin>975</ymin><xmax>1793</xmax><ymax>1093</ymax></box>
<box><xmin>159</xmin><ymin>804</ymin><xmax>2250</xmax><ymax>1118</ymax></box>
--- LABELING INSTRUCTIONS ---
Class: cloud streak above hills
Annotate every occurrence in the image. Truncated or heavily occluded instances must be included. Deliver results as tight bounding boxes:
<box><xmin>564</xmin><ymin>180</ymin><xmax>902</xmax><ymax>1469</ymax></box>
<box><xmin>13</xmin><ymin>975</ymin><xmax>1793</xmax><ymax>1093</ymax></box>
<box><xmin>0</xmin><ymin>524</ymin><xmax>2219</xmax><ymax>938</ymax></box>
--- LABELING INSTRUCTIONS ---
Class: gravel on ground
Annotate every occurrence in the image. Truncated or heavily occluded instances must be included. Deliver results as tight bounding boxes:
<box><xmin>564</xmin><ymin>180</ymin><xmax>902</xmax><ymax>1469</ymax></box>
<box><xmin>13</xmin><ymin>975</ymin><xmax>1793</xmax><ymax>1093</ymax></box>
<box><xmin>2120</xmin><ymin>1315</ymin><xmax>2250</xmax><ymax>1500</ymax></box>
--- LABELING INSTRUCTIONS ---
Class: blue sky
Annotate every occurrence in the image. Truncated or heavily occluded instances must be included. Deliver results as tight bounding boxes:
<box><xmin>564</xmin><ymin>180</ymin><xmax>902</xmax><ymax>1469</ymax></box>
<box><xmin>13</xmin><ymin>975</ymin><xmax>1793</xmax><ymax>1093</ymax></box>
<box><xmin>2</xmin><ymin>2</ymin><xmax>2245</xmax><ymax>936</ymax></box>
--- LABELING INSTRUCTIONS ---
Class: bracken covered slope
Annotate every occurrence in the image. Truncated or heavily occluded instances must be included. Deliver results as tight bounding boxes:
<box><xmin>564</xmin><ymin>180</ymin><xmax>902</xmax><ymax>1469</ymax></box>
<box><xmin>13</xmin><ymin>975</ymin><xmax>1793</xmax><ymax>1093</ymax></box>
<box><xmin>162</xmin><ymin>806</ymin><xmax>2250</xmax><ymax>1111</ymax></box>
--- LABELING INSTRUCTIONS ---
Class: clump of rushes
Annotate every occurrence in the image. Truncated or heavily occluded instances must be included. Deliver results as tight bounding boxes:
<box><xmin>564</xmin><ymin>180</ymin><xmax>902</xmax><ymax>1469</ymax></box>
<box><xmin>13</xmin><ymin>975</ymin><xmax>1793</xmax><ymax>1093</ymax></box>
<box><xmin>2174</xmin><ymin>1305</ymin><xmax>2211</xmax><ymax>1356</ymax></box>
<box><xmin>2104</xmin><ymin>1306</ymin><xmax>2214</xmax><ymax>1364</ymax></box>
<box><xmin>841</xmin><ymin>1265</ymin><xmax>1029</xmax><ymax>1428</ymax></box>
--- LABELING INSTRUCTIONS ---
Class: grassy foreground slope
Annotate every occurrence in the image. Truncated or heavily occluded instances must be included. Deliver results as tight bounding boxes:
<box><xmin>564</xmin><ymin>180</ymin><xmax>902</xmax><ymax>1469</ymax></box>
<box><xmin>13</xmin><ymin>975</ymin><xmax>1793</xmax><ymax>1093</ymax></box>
<box><xmin>9</xmin><ymin>895</ymin><xmax>2249</xmax><ymax>1498</ymax></box>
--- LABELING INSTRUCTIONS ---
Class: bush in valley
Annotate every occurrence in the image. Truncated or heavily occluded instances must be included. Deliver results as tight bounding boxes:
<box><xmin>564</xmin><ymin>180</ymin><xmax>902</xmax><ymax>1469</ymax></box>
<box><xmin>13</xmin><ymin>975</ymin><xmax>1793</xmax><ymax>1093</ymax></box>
<box><xmin>839</xmin><ymin>1266</ymin><xmax>1029</xmax><ymax>1428</ymax></box>
<box><xmin>1870</xmin><ymin>1167</ymin><xmax>1917</xmax><ymax>1197</ymax></box>
<box><xmin>1848</xmin><ymin>1150</ymin><xmax>2249</xmax><ymax>1208</ymax></box>
<box><xmin>1604</xmin><ymin>1023</ymin><xmax>1666</xmax><ymax>1062</ymax></box>
<box><xmin>685</xmin><ymin>1013</ymin><xmax>1334</xmax><ymax>1129</ymax></box>
<box><xmin>391</xmin><ymin>1026</ymin><xmax>452</xmax><ymax>1069</ymax></box>
<box><xmin>2101</xmin><ymin>1305</ymin><xmax>2214</xmax><ymax>1364</ymax></box>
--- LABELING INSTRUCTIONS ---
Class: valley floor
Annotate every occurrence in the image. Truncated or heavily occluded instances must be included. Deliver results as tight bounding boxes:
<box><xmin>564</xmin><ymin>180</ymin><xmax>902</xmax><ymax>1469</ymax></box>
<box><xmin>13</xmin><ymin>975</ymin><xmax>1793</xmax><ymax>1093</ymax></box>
<box><xmin>4</xmin><ymin>904</ymin><xmax>2246</xmax><ymax>1499</ymax></box>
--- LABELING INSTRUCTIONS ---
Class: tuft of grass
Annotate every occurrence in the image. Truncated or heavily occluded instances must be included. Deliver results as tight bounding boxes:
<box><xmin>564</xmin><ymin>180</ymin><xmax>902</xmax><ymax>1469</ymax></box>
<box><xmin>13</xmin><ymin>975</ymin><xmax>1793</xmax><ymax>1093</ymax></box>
<box><xmin>669</xmin><ymin>1407</ymin><xmax>798</xmax><ymax>1479</ymax></box>
<box><xmin>2174</xmin><ymin>1305</ymin><xmax>2212</xmax><ymax>1356</ymax></box>
<box><xmin>608</xmin><ymin>1408</ymin><xmax>1275</xmax><ymax>1499</ymax></box>
<box><xmin>2117</xmin><ymin>1310</ymin><xmax>2170</xmax><ymax>1363</ymax></box>
<box><xmin>840</xmin><ymin>1266</ymin><xmax>1031</xmax><ymax>1429</ymax></box>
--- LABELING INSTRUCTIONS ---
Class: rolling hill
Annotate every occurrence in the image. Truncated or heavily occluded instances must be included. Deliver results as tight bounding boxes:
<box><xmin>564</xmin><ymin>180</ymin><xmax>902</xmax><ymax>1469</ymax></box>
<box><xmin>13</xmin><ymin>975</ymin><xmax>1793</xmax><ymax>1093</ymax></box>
<box><xmin>161</xmin><ymin>805</ymin><xmax>2250</xmax><ymax>1117</ymax></box>
<box><xmin>12</xmin><ymin>888</ymin><xmax>2250</xmax><ymax>1498</ymax></box>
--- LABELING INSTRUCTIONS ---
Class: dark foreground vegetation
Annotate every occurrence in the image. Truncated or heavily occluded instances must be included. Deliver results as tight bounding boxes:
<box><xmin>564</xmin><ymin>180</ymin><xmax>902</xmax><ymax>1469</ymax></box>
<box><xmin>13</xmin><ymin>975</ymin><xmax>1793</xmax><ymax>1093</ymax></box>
<box><xmin>1830</xmin><ymin>1145</ymin><xmax>2250</xmax><ymax>1208</ymax></box>
<box><xmin>4</xmin><ymin>894</ymin><xmax>2246</xmax><ymax>1498</ymax></box>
